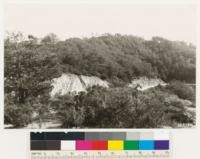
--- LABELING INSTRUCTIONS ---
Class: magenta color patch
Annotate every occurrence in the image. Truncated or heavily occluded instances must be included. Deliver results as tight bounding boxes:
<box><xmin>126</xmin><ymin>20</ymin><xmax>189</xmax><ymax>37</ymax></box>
<box><xmin>76</xmin><ymin>140</ymin><xmax>92</xmax><ymax>150</ymax></box>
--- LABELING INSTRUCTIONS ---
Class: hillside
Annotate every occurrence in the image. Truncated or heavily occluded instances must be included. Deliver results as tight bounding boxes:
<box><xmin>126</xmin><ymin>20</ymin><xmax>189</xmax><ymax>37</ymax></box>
<box><xmin>4</xmin><ymin>33</ymin><xmax>196</xmax><ymax>128</ymax></box>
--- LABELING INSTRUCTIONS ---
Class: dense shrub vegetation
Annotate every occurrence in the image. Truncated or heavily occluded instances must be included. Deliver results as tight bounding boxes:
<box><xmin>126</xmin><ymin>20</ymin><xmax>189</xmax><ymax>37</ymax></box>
<box><xmin>4</xmin><ymin>32</ymin><xmax>196</xmax><ymax>128</ymax></box>
<box><xmin>50</xmin><ymin>86</ymin><xmax>194</xmax><ymax>128</ymax></box>
<box><xmin>166</xmin><ymin>81</ymin><xmax>195</xmax><ymax>102</ymax></box>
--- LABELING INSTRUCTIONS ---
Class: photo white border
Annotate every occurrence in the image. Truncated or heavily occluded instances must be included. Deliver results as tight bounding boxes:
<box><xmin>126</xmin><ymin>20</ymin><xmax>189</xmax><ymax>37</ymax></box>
<box><xmin>0</xmin><ymin>0</ymin><xmax>200</xmax><ymax>158</ymax></box>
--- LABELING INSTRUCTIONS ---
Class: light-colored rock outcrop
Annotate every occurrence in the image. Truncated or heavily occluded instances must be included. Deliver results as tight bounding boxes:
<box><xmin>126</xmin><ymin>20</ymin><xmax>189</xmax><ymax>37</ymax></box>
<box><xmin>50</xmin><ymin>73</ymin><xmax>109</xmax><ymax>97</ymax></box>
<box><xmin>128</xmin><ymin>77</ymin><xmax>166</xmax><ymax>91</ymax></box>
<box><xmin>80</xmin><ymin>75</ymin><xmax>109</xmax><ymax>88</ymax></box>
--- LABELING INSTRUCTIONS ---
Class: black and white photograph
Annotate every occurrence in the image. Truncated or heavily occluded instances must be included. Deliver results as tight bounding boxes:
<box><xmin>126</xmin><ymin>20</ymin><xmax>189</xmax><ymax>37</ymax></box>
<box><xmin>4</xmin><ymin>3</ymin><xmax>196</xmax><ymax>129</ymax></box>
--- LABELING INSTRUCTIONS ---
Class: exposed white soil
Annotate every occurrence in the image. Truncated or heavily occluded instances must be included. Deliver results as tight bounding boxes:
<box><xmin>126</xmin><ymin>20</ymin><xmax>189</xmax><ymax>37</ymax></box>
<box><xmin>50</xmin><ymin>73</ymin><xmax>109</xmax><ymax>97</ymax></box>
<box><xmin>128</xmin><ymin>77</ymin><xmax>167</xmax><ymax>91</ymax></box>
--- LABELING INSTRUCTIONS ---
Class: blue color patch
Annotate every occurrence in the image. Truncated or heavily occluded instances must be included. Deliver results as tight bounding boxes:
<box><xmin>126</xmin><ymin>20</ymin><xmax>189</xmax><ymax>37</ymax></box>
<box><xmin>139</xmin><ymin>140</ymin><xmax>154</xmax><ymax>150</ymax></box>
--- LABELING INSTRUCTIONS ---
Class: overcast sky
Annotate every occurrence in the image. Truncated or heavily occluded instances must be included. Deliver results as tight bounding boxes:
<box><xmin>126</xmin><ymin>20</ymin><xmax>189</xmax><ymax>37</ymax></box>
<box><xmin>5</xmin><ymin>3</ymin><xmax>196</xmax><ymax>44</ymax></box>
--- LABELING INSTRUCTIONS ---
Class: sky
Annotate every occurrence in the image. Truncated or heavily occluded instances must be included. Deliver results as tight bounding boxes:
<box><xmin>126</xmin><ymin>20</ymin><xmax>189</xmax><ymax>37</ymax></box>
<box><xmin>5</xmin><ymin>3</ymin><xmax>196</xmax><ymax>44</ymax></box>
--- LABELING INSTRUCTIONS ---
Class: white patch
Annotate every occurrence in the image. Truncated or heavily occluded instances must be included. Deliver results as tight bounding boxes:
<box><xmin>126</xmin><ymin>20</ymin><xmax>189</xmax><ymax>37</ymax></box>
<box><xmin>128</xmin><ymin>77</ymin><xmax>167</xmax><ymax>91</ymax></box>
<box><xmin>50</xmin><ymin>73</ymin><xmax>109</xmax><ymax>97</ymax></box>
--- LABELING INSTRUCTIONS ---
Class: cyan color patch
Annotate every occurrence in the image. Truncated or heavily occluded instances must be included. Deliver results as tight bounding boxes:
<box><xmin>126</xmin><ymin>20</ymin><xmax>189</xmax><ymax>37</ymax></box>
<box><xmin>139</xmin><ymin>140</ymin><xmax>154</xmax><ymax>150</ymax></box>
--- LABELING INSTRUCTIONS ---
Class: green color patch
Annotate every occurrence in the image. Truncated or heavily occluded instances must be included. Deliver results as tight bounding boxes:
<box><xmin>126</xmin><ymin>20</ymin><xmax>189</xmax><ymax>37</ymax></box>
<box><xmin>124</xmin><ymin>140</ymin><xmax>139</xmax><ymax>150</ymax></box>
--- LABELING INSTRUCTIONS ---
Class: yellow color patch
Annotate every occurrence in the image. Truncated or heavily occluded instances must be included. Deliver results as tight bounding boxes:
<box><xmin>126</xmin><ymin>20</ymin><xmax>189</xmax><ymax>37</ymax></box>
<box><xmin>108</xmin><ymin>140</ymin><xmax>124</xmax><ymax>150</ymax></box>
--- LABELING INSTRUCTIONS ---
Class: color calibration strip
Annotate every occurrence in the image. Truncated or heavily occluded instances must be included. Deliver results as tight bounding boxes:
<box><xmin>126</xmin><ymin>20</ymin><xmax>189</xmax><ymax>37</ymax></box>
<box><xmin>31</xmin><ymin>132</ymin><xmax>170</xmax><ymax>151</ymax></box>
<box><xmin>30</xmin><ymin>132</ymin><xmax>171</xmax><ymax>159</ymax></box>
